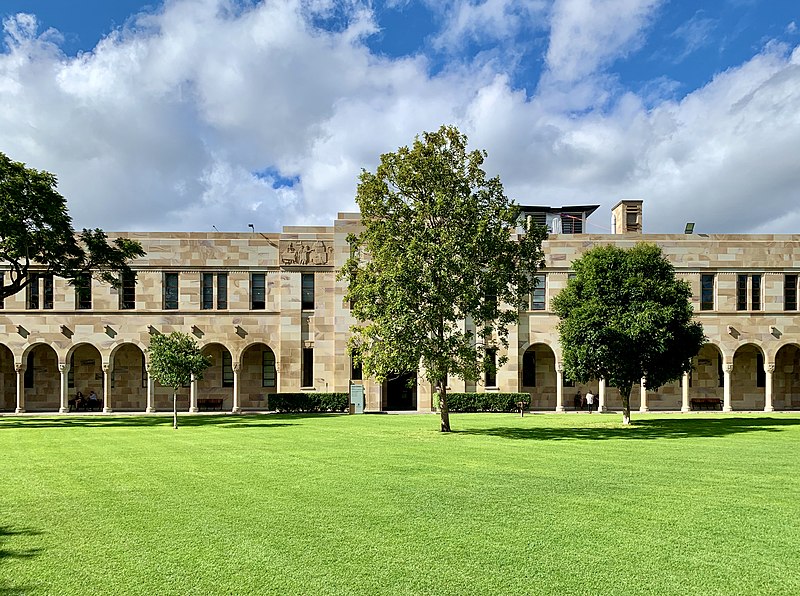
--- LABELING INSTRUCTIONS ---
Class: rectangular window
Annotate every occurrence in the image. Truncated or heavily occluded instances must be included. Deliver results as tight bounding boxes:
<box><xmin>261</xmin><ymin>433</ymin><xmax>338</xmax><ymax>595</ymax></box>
<box><xmin>263</xmin><ymin>349</ymin><xmax>277</xmax><ymax>388</ymax></box>
<box><xmin>24</xmin><ymin>353</ymin><xmax>34</xmax><ymax>389</ymax></box>
<box><xmin>76</xmin><ymin>274</ymin><xmax>92</xmax><ymax>310</ymax></box>
<box><xmin>522</xmin><ymin>350</ymin><xmax>536</xmax><ymax>386</ymax></box>
<box><xmin>251</xmin><ymin>273</ymin><xmax>266</xmax><ymax>310</ymax></box>
<box><xmin>163</xmin><ymin>273</ymin><xmax>179</xmax><ymax>309</ymax></box>
<box><xmin>738</xmin><ymin>274</ymin><xmax>762</xmax><ymax>311</ymax></box>
<box><xmin>785</xmin><ymin>274</ymin><xmax>798</xmax><ymax>311</ymax></box>
<box><xmin>717</xmin><ymin>357</ymin><xmax>724</xmax><ymax>388</ymax></box>
<box><xmin>202</xmin><ymin>273</ymin><xmax>214</xmax><ymax>310</ymax></box>
<box><xmin>42</xmin><ymin>275</ymin><xmax>54</xmax><ymax>309</ymax></box>
<box><xmin>737</xmin><ymin>274</ymin><xmax>747</xmax><ymax>311</ymax></box>
<box><xmin>560</xmin><ymin>213</ymin><xmax>583</xmax><ymax>234</ymax></box>
<box><xmin>217</xmin><ymin>273</ymin><xmax>228</xmax><ymax>310</ymax></box>
<box><xmin>120</xmin><ymin>271</ymin><xmax>136</xmax><ymax>310</ymax></box>
<box><xmin>141</xmin><ymin>356</ymin><xmax>147</xmax><ymax>389</ymax></box>
<box><xmin>301</xmin><ymin>273</ymin><xmax>315</xmax><ymax>310</ymax></box>
<box><xmin>531</xmin><ymin>274</ymin><xmax>546</xmax><ymax>310</ymax></box>
<box><xmin>222</xmin><ymin>351</ymin><xmax>234</xmax><ymax>387</ymax></box>
<box><xmin>485</xmin><ymin>348</ymin><xmax>497</xmax><ymax>387</ymax></box>
<box><xmin>351</xmin><ymin>350</ymin><xmax>362</xmax><ymax>381</ymax></box>
<box><xmin>27</xmin><ymin>274</ymin><xmax>39</xmax><ymax>309</ymax></box>
<box><xmin>751</xmin><ymin>275</ymin><xmax>761</xmax><ymax>311</ymax></box>
<box><xmin>302</xmin><ymin>347</ymin><xmax>313</xmax><ymax>387</ymax></box>
<box><xmin>203</xmin><ymin>273</ymin><xmax>228</xmax><ymax>310</ymax></box>
<box><xmin>756</xmin><ymin>353</ymin><xmax>765</xmax><ymax>388</ymax></box>
<box><xmin>68</xmin><ymin>353</ymin><xmax>75</xmax><ymax>389</ymax></box>
<box><xmin>700</xmin><ymin>274</ymin><xmax>714</xmax><ymax>311</ymax></box>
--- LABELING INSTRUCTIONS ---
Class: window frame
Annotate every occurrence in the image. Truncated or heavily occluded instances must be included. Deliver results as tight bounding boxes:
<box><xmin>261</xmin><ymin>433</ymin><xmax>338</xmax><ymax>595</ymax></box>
<box><xmin>301</xmin><ymin>347</ymin><xmax>313</xmax><ymax>388</ymax></box>
<box><xmin>700</xmin><ymin>274</ymin><xmax>715</xmax><ymax>311</ymax></box>
<box><xmin>301</xmin><ymin>273</ymin><xmax>315</xmax><ymax>310</ymax></box>
<box><xmin>784</xmin><ymin>274</ymin><xmax>797</xmax><ymax>311</ymax></box>
<box><xmin>75</xmin><ymin>274</ymin><xmax>92</xmax><ymax>310</ymax></box>
<box><xmin>222</xmin><ymin>350</ymin><xmax>234</xmax><ymax>387</ymax></box>
<box><xmin>120</xmin><ymin>271</ymin><xmax>136</xmax><ymax>310</ymax></box>
<box><xmin>262</xmin><ymin>349</ymin><xmax>276</xmax><ymax>388</ymax></box>
<box><xmin>163</xmin><ymin>272</ymin><xmax>179</xmax><ymax>310</ymax></box>
<box><xmin>251</xmin><ymin>273</ymin><xmax>266</xmax><ymax>310</ymax></box>
<box><xmin>530</xmin><ymin>274</ymin><xmax>546</xmax><ymax>311</ymax></box>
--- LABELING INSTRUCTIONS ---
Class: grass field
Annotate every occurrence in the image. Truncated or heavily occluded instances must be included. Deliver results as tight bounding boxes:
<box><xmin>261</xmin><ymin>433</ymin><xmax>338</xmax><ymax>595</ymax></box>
<box><xmin>1</xmin><ymin>412</ymin><xmax>799</xmax><ymax>595</ymax></box>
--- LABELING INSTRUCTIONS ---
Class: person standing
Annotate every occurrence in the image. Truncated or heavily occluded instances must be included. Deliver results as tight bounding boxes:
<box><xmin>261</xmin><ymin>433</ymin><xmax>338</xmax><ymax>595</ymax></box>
<box><xmin>585</xmin><ymin>390</ymin><xmax>595</xmax><ymax>413</ymax></box>
<box><xmin>574</xmin><ymin>390</ymin><xmax>582</xmax><ymax>411</ymax></box>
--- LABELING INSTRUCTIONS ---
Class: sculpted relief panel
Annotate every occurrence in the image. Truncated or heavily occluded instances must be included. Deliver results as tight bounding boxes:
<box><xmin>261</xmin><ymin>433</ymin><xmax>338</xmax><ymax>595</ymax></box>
<box><xmin>280</xmin><ymin>240</ymin><xmax>333</xmax><ymax>266</ymax></box>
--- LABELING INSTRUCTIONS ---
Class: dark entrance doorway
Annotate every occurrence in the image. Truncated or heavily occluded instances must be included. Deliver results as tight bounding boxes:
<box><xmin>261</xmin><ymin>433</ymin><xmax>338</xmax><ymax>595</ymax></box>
<box><xmin>386</xmin><ymin>372</ymin><xmax>416</xmax><ymax>410</ymax></box>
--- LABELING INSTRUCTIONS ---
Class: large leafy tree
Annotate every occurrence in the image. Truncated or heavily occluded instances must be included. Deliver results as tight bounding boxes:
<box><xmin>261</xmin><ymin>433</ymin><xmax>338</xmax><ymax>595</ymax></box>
<box><xmin>340</xmin><ymin>125</ymin><xmax>547</xmax><ymax>432</ymax></box>
<box><xmin>147</xmin><ymin>332</ymin><xmax>212</xmax><ymax>429</ymax></box>
<box><xmin>0</xmin><ymin>151</ymin><xmax>145</xmax><ymax>299</ymax></box>
<box><xmin>551</xmin><ymin>243</ymin><xmax>706</xmax><ymax>425</ymax></box>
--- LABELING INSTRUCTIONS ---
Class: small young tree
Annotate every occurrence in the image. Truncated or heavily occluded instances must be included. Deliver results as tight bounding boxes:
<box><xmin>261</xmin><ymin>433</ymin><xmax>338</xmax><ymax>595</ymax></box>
<box><xmin>551</xmin><ymin>243</ymin><xmax>706</xmax><ymax>425</ymax></box>
<box><xmin>147</xmin><ymin>332</ymin><xmax>212</xmax><ymax>429</ymax></box>
<box><xmin>340</xmin><ymin>125</ymin><xmax>547</xmax><ymax>432</ymax></box>
<box><xmin>0</xmin><ymin>151</ymin><xmax>145</xmax><ymax>299</ymax></box>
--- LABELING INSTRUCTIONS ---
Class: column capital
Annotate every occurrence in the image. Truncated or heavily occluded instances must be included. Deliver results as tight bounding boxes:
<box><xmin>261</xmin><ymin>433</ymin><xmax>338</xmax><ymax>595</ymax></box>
<box><xmin>724</xmin><ymin>363</ymin><xmax>734</xmax><ymax>373</ymax></box>
<box><xmin>58</xmin><ymin>363</ymin><xmax>68</xmax><ymax>373</ymax></box>
<box><xmin>555</xmin><ymin>363</ymin><xmax>563</xmax><ymax>373</ymax></box>
<box><xmin>14</xmin><ymin>362</ymin><xmax>25</xmax><ymax>373</ymax></box>
<box><xmin>102</xmin><ymin>362</ymin><xmax>111</xmax><ymax>373</ymax></box>
<box><xmin>232</xmin><ymin>362</ymin><xmax>241</xmax><ymax>372</ymax></box>
<box><xmin>766</xmin><ymin>363</ymin><xmax>775</xmax><ymax>374</ymax></box>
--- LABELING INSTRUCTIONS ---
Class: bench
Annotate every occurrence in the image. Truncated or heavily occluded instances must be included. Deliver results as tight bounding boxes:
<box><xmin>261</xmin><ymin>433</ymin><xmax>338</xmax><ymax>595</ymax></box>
<box><xmin>690</xmin><ymin>397</ymin><xmax>723</xmax><ymax>410</ymax></box>
<box><xmin>198</xmin><ymin>398</ymin><xmax>224</xmax><ymax>411</ymax></box>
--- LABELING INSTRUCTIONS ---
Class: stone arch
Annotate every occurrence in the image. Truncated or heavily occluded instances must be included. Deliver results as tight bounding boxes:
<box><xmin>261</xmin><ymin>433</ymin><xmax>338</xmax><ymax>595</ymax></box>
<box><xmin>198</xmin><ymin>342</ymin><xmax>236</xmax><ymax>411</ymax></box>
<box><xmin>20</xmin><ymin>342</ymin><xmax>60</xmax><ymax>411</ymax></box>
<box><xmin>773</xmin><ymin>343</ymin><xmax>800</xmax><ymax>410</ymax></box>
<box><xmin>239</xmin><ymin>342</ymin><xmax>278</xmax><ymax>410</ymax></box>
<box><xmin>109</xmin><ymin>343</ymin><xmax>148</xmax><ymax>411</ymax></box>
<box><xmin>732</xmin><ymin>343</ymin><xmax>766</xmax><ymax>410</ymax></box>
<box><xmin>520</xmin><ymin>343</ymin><xmax>557</xmax><ymax>410</ymax></box>
<box><xmin>64</xmin><ymin>343</ymin><xmax>104</xmax><ymax>406</ymax></box>
<box><xmin>0</xmin><ymin>343</ymin><xmax>14</xmax><ymax>411</ymax></box>
<box><xmin>690</xmin><ymin>342</ymin><xmax>725</xmax><ymax>402</ymax></box>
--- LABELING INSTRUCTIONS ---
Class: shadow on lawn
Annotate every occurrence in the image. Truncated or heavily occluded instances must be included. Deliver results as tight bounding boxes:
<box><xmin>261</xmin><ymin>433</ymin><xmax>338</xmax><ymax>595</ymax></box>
<box><xmin>456</xmin><ymin>416</ymin><xmax>800</xmax><ymax>441</ymax></box>
<box><xmin>0</xmin><ymin>525</ymin><xmax>42</xmax><ymax>595</ymax></box>
<box><xmin>0</xmin><ymin>413</ymin><xmax>315</xmax><ymax>430</ymax></box>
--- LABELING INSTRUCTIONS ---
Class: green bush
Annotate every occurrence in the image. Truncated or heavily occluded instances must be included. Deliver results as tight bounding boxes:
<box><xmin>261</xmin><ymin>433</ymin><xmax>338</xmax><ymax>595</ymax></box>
<box><xmin>436</xmin><ymin>392</ymin><xmax>530</xmax><ymax>413</ymax></box>
<box><xmin>269</xmin><ymin>392</ymin><xmax>348</xmax><ymax>413</ymax></box>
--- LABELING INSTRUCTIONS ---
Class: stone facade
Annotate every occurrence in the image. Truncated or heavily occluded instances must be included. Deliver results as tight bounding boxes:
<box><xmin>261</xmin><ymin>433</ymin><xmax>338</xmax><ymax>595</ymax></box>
<box><xmin>2</xmin><ymin>201</ymin><xmax>799</xmax><ymax>413</ymax></box>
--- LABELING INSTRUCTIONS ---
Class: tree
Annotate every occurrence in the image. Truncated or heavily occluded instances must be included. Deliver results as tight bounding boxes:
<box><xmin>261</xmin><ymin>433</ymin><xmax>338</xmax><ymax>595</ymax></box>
<box><xmin>551</xmin><ymin>243</ymin><xmax>706</xmax><ymax>425</ymax></box>
<box><xmin>0</xmin><ymin>151</ymin><xmax>145</xmax><ymax>299</ymax></box>
<box><xmin>340</xmin><ymin>125</ymin><xmax>547</xmax><ymax>432</ymax></box>
<box><xmin>146</xmin><ymin>332</ymin><xmax>212</xmax><ymax>429</ymax></box>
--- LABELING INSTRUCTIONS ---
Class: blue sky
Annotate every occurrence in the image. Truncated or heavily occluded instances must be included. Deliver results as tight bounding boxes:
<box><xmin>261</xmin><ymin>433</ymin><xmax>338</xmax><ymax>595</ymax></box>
<box><xmin>1</xmin><ymin>1</ymin><xmax>799</xmax><ymax>233</ymax></box>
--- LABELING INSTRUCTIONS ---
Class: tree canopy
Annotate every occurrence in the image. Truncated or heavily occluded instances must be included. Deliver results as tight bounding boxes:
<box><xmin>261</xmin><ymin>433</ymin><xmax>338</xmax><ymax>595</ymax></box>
<box><xmin>0</xmin><ymin>151</ymin><xmax>145</xmax><ymax>299</ymax></box>
<box><xmin>147</xmin><ymin>332</ymin><xmax>212</xmax><ymax>429</ymax></box>
<box><xmin>340</xmin><ymin>125</ymin><xmax>547</xmax><ymax>432</ymax></box>
<box><xmin>551</xmin><ymin>243</ymin><xmax>706</xmax><ymax>425</ymax></box>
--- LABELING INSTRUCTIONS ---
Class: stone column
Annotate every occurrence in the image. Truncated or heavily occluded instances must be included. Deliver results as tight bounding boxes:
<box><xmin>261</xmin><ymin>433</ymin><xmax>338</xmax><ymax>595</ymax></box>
<box><xmin>555</xmin><ymin>363</ymin><xmax>564</xmax><ymax>412</ymax></box>
<box><xmin>58</xmin><ymin>363</ymin><xmax>70</xmax><ymax>414</ymax></box>
<box><xmin>598</xmin><ymin>378</ymin><xmax>607</xmax><ymax>413</ymax></box>
<box><xmin>232</xmin><ymin>362</ymin><xmax>241</xmax><ymax>413</ymax></box>
<box><xmin>189</xmin><ymin>373</ymin><xmax>199</xmax><ymax>413</ymax></box>
<box><xmin>723</xmin><ymin>363</ymin><xmax>733</xmax><ymax>412</ymax></box>
<box><xmin>15</xmin><ymin>363</ymin><xmax>26</xmax><ymax>414</ymax></box>
<box><xmin>764</xmin><ymin>363</ymin><xmax>775</xmax><ymax>412</ymax></box>
<box><xmin>639</xmin><ymin>377</ymin><xmax>649</xmax><ymax>413</ymax></box>
<box><xmin>102</xmin><ymin>363</ymin><xmax>113</xmax><ymax>413</ymax></box>
<box><xmin>681</xmin><ymin>372</ymin><xmax>690</xmax><ymax>413</ymax></box>
<box><xmin>145</xmin><ymin>373</ymin><xmax>156</xmax><ymax>413</ymax></box>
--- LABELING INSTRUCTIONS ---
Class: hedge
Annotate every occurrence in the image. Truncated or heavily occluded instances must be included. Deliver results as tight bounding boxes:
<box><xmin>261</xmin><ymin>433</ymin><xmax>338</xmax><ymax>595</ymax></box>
<box><xmin>269</xmin><ymin>392</ymin><xmax>349</xmax><ymax>413</ymax></box>
<box><xmin>435</xmin><ymin>392</ymin><xmax>530</xmax><ymax>413</ymax></box>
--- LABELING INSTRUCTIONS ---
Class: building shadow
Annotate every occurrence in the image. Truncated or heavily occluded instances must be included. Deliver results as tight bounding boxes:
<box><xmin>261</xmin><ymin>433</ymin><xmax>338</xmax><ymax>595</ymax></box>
<box><xmin>455</xmin><ymin>416</ymin><xmax>800</xmax><ymax>441</ymax></box>
<box><xmin>0</xmin><ymin>525</ymin><xmax>42</xmax><ymax>595</ymax></box>
<box><xmin>0</xmin><ymin>414</ymin><xmax>304</xmax><ymax>430</ymax></box>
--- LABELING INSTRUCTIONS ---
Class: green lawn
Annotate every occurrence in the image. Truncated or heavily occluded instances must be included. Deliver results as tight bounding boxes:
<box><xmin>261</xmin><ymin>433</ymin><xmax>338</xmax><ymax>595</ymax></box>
<box><xmin>1</xmin><ymin>412</ymin><xmax>799</xmax><ymax>595</ymax></box>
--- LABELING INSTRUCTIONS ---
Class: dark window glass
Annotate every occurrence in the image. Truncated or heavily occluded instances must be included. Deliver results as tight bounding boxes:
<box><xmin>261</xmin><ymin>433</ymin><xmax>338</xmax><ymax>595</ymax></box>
<box><xmin>27</xmin><ymin>274</ymin><xmax>39</xmax><ymax>309</ymax></box>
<box><xmin>751</xmin><ymin>275</ymin><xmax>761</xmax><ymax>311</ymax></box>
<box><xmin>700</xmin><ymin>274</ymin><xmax>714</xmax><ymax>311</ymax></box>
<box><xmin>737</xmin><ymin>274</ymin><xmax>747</xmax><ymax>311</ymax></box>
<box><xmin>202</xmin><ymin>273</ymin><xmax>214</xmax><ymax>310</ymax></box>
<box><xmin>485</xmin><ymin>348</ymin><xmax>497</xmax><ymax>387</ymax></box>
<box><xmin>756</xmin><ymin>353</ymin><xmax>765</xmax><ymax>388</ymax></box>
<box><xmin>785</xmin><ymin>274</ymin><xmax>798</xmax><ymax>311</ymax></box>
<box><xmin>68</xmin><ymin>353</ymin><xmax>74</xmax><ymax>389</ymax></box>
<box><xmin>164</xmin><ymin>273</ymin><xmax>179</xmax><ymax>309</ymax></box>
<box><xmin>351</xmin><ymin>351</ymin><xmax>362</xmax><ymax>381</ymax></box>
<box><xmin>522</xmin><ymin>350</ymin><xmax>536</xmax><ymax>386</ymax></box>
<box><xmin>263</xmin><ymin>349</ymin><xmax>276</xmax><ymax>388</ymax></box>
<box><xmin>531</xmin><ymin>275</ymin><xmax>546</xmax><ymax>310</ymax></box>
<box><xmin>24</xmin><ymin>352</ymin><xmax>34</xmax><ymax>388</ymax></box>
<box><xmin>120</xmin><ymin>271</ymin><xmax>136</xmax><ymax>310</ymax></box>
<box><xmin>561</xmin><ymin>213</ymin><xmax>583</xmax><ymax>234</ymax></box>
<box><xmin>42</xmin><ymin>275</ymin><xmax>53</xmax><ymax>309</ymax></box>
<box><xmin>717</xmin><ymin>356</ymin><xmax>724</xmax><ymax>388</ymax></box>
<box><xmin>302</xmin><ymin>348</ymin><xmax>313</xmax><ymax>387</ymax></box>
<box><xmin>222</xmin><ymin>351</ymin><xmax>234</xmax><ymax>387</ymax></box>
<box><xmin>217</xmin><ymin>273</ymin><xmax>228</xmax><ymax>310</ymax></box>
<box><xmin>301</xmin><ymin>273</ymin><xmax>314</xmax><ymax>310</ymax></box>
<box><xmin>141</xmin><ymin>355</ymin><xmax>147</xmax><ymax>389</ymax></box>
<box><xmin>251</xmin><ymin>273</ymin><xmax>266</xmax><ymax>310</ymax></box>
<box><xmin>76</xmin><ymin>274</ymin><xmax>92</xmax><ymax>310</ymax></box>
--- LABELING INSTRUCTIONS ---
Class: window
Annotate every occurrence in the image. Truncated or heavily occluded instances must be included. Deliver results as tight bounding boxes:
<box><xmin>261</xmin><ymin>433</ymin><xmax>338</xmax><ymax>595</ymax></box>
<box><xmin>301</xmin><ymin>348</ymin><xmax>313</xmax><ymax>387</ymax></box>
<box><xmin>560</xmin><ymin>213</ymin><xmax>583</xmax><ymax>234</ymax></box>
<box><xmin>351</xmin><ymin>350</ymin><xmax>362</xmax><ymax>381</ymax></box>
<box><xmin>217</xmin><ymin>273</ymin><xmax>228</xmax><ymax>309</ymax></box>
<box><xmin>75</xmin><ymin>274</ymin><xmax>92</xmax><ymax>310</ymax></box>
<box><xmin>737</xmin><ymin>274</ymin><xmax>762</xmax><ymax>311</ymax></box>
<box><xmin>784</xmin><ymin>274</ymin><xmax>798</xmax><ymax>311</ymax></box>
<box><xmin>700</xmin><ymin>274</ymin><xmax>714</xmax><ymax>311</ymax></box>
<box><xmin>222</xmin><ymin>351</ymin><xmax>234</xmax><ymax>387</ymax></box>
<box><xmin>756</xmin><ymin>353</ymin><xmax>765</xmax><ymax>388</ymax></box>
<box><xmin>531</xmin><ymin>274</ymin><xmax>546</xmax><ymax>310</ymax></box>
<box><xmin>26</xmin><ymin>274</ymin><xmax>39</xmax><ymax>309</ymax></box>
<box><xmin>301</xmin><ymin>273</ymin><xmax>314</xmax><ymax>310</ymax></box>
<box><xmin>163</xmin><ymin>273</ymin><xmax>179</xmax><ymax>309</ymax></box>
<box><xmin>263</xmin><ymin>349</ymin><xmax>276</xmax><ymax>388</ymax></box>
<box><xmin>24</xmin><ymin>352</ymin><xmax>34</xmax><ymax>389</ymax></box>
<box><xmin>717</xmin><ymin>357</ymin><xmax>724</xmax><ymax>388</ymax></box>
<box><xmin>202</xmin><ymin>274</ymin><xmax>214</xmax><ymax>310</ymax></box>
<box><xmin>522</xmin><ymin>350</ymin><xmax>536</xmax><ymax>386</ymax></box>
<box><xmin>202</xmin><ymin>273</ymin><xmax>228</xmax><ymax>310</ymax></box>
<box><xmin>42</xmin><ymin>275</ymin><xmax>53</xmax><ymax>309</ymax></box>
<box><xmin>251</xmin><ymin>273</ymin><xmax>266</xmax><ymax>310</ymax></box>
<box><xmin>485</xmin><ymin>348</ymin><xmax>497</xmax><ymax>387</ymax></box>
<box><xmin>68</xmin><ymin>353</ymin><xmax>75</xmax><ymax>389</ymax></box>
<box><xmin>141</xmin><ymin>356</ymin><xmax>147</xmax><ymax>389</ymax></box>
<box><xmin>120</xmin><ymin>271</ymin><xmax>136</xmax><ymax>310</ymax></box>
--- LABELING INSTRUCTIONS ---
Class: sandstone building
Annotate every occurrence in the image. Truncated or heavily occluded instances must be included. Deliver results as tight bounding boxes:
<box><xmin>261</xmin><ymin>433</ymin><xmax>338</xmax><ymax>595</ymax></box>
<box><xmin>2</xmin><ymin>200</ymin><xmax>798</xmax><ymax>414</ymax></box>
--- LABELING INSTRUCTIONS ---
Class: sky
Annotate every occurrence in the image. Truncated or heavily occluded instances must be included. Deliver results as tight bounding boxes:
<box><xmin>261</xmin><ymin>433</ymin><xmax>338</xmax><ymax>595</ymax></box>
<box><xmin>1</xmin><ymin>0</ymin><xmax>798</xmax><ymax>234</ymax></box>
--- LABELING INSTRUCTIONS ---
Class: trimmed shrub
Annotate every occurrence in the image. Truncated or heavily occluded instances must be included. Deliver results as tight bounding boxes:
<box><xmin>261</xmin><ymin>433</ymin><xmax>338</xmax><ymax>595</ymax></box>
<box><xmin>270</xmin><ymin>392</ymin><xmax>348</xmax><ymax>413</ymax></box>
<box><xmin>437</xmin><ymin>392</ymin><xmax>530</xmax><ymax>413</ymax></box>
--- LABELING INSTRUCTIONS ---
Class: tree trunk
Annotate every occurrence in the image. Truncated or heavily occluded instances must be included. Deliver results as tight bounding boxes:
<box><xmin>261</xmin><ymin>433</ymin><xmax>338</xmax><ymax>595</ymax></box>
<box><xmin>439</xmin><ymin>380</ymin><xmax>451</xmax><ymax>433</ymax></box>
<box><xmin>173</xmin><ymin>392</ymin><xmax>178</xmax><ymax>430</ymax></box>
<box><xmin>621</xmin><ymin>387</ymin><xmax>631</xmax><ymax>426</ymax></box>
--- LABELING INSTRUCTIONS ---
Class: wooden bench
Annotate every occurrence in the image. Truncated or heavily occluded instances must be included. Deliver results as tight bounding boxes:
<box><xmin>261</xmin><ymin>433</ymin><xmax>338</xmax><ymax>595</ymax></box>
<box><xmin>690</xmin><ymin>397</ymin><xmax>723</xmax><ymax>410</ymax></box>
<box><xmin>198</xmin><ymin>398</ymin><xmax>224</xmax><ymax>411</ymax></box>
